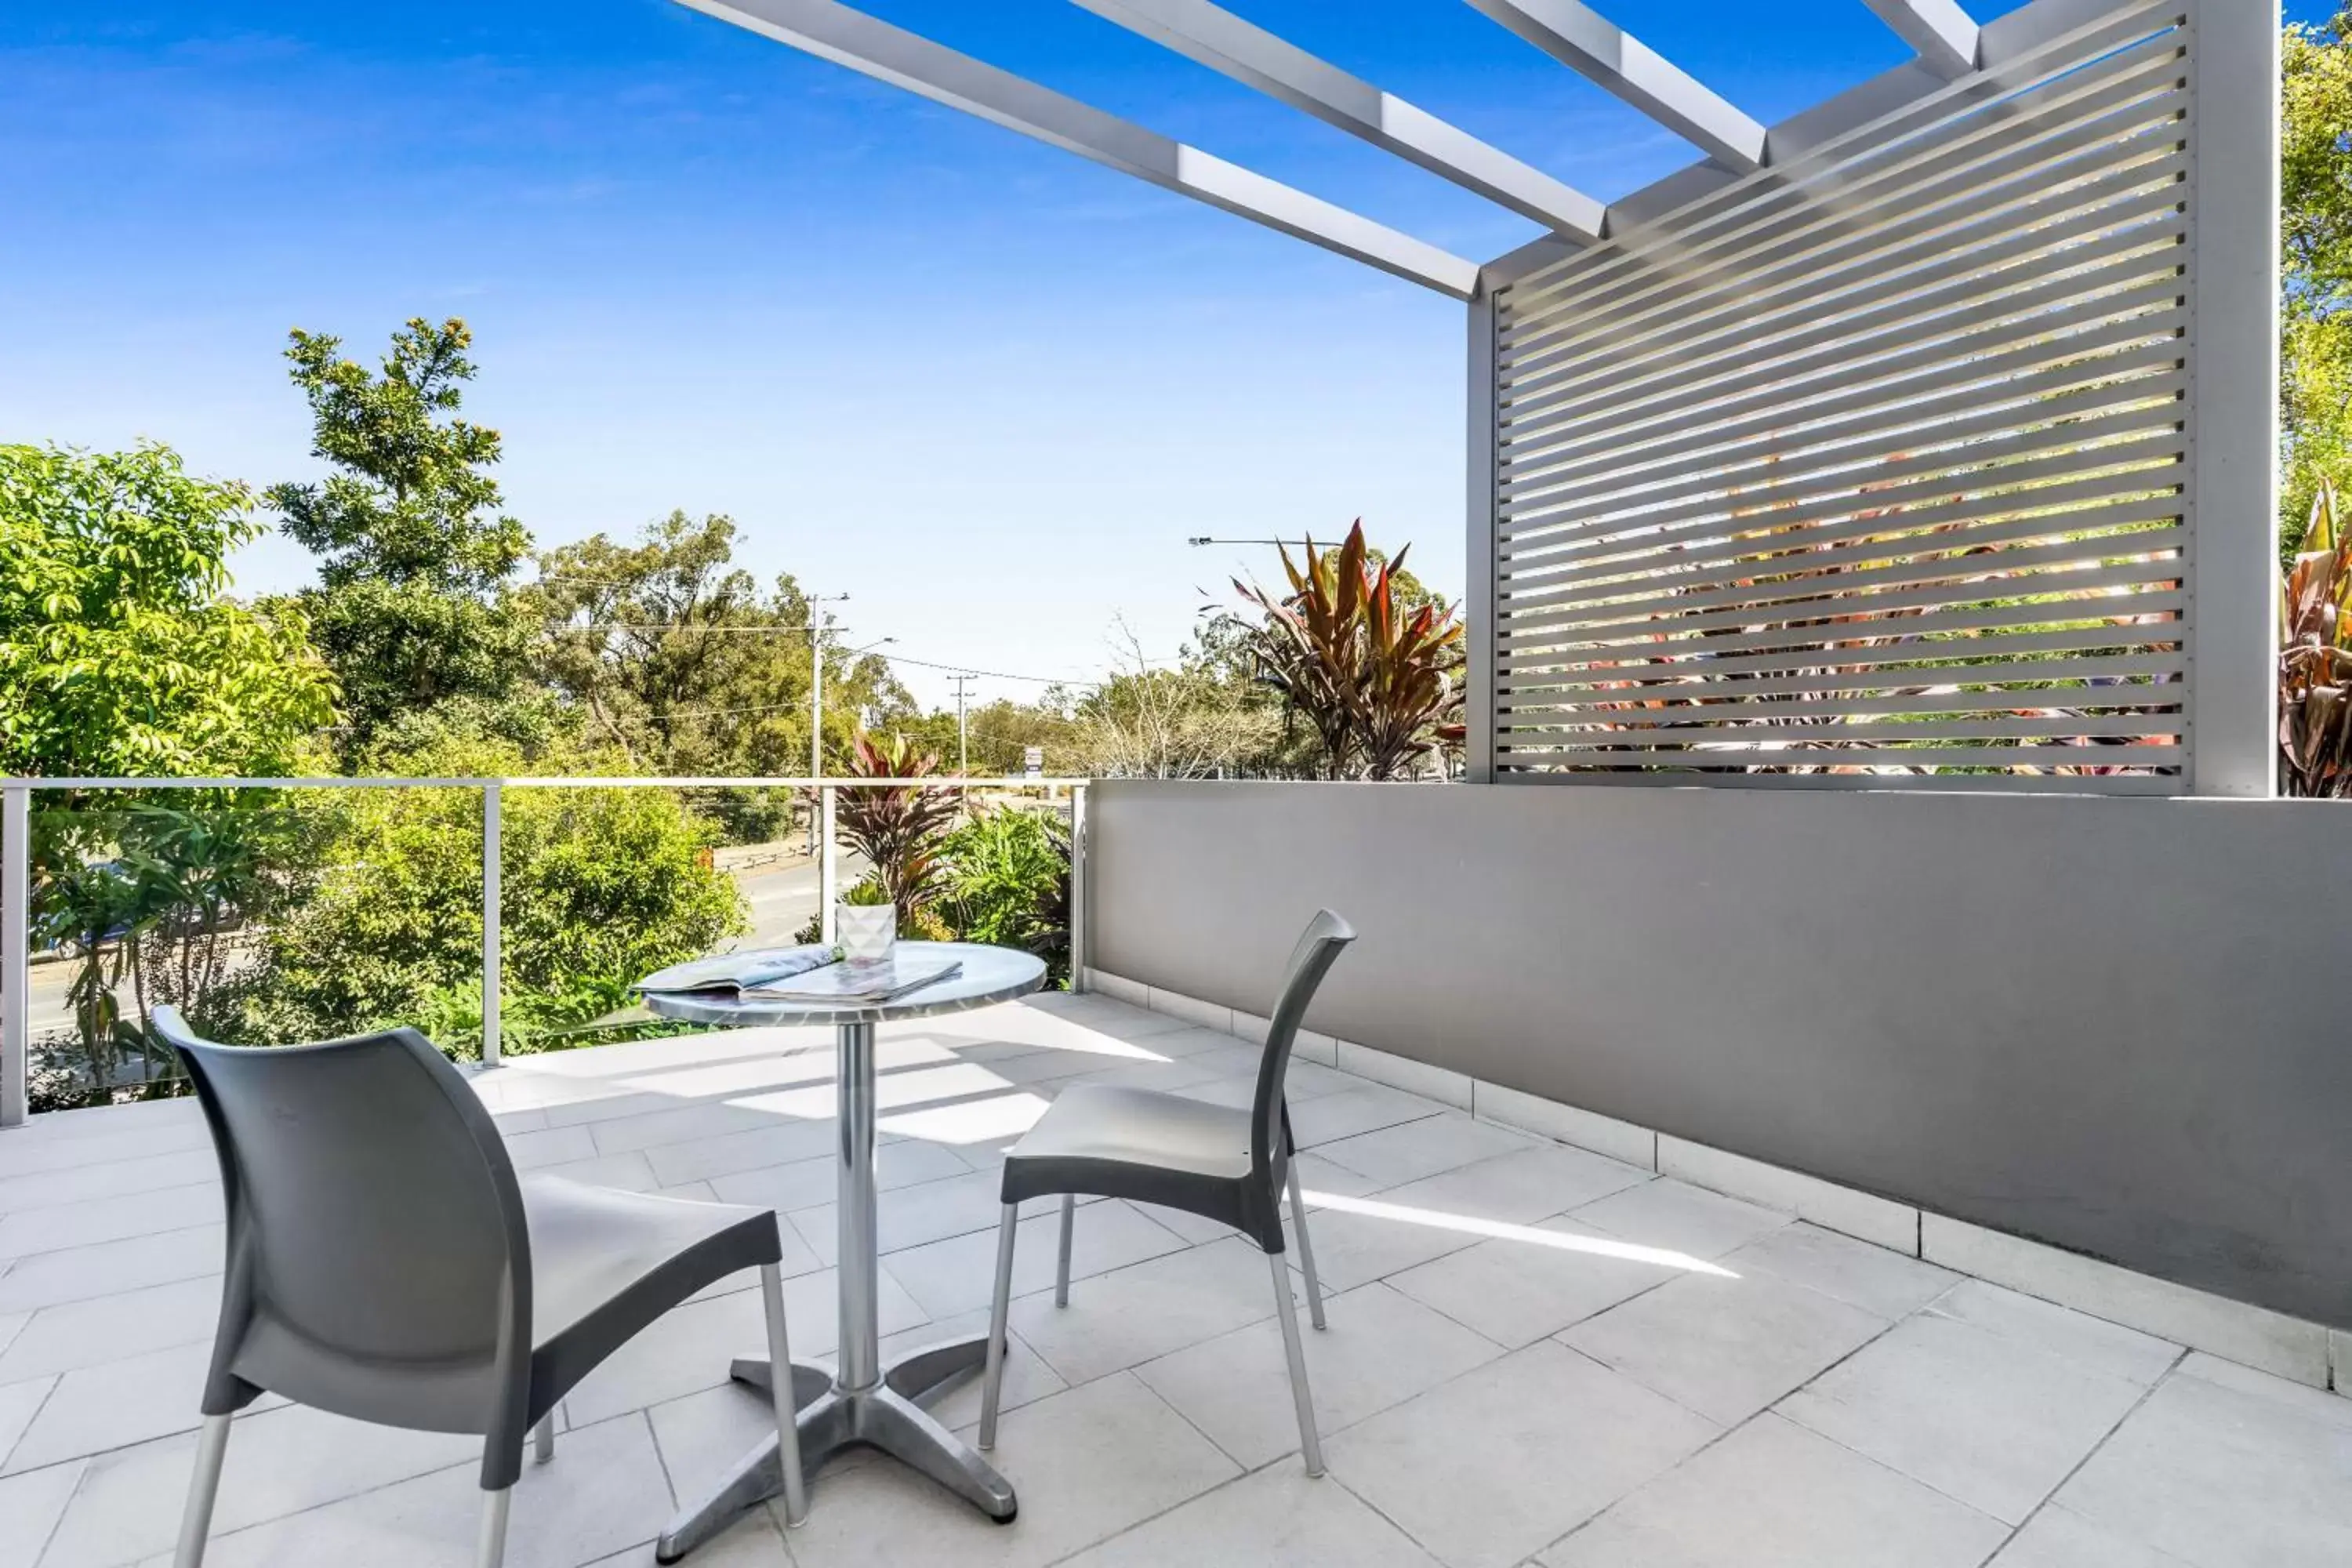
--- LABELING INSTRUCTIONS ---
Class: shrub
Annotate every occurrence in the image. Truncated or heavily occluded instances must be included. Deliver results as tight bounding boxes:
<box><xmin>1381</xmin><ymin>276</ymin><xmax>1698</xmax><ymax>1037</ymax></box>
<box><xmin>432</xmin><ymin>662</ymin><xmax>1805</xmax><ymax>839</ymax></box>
<box><xmin>938</xmin><ymin>807</ymin><xmax>1070</xmax><ymax>985</ymax></box>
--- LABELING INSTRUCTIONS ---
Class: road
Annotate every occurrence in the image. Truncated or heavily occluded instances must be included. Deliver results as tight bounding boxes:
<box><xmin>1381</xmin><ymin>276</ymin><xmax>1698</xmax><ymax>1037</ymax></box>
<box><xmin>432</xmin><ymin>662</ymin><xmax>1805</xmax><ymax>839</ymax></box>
<box><xmin>24</xmin><ymin>848</ymin><xmax>866</xmax><ymax>1039</ymax></box>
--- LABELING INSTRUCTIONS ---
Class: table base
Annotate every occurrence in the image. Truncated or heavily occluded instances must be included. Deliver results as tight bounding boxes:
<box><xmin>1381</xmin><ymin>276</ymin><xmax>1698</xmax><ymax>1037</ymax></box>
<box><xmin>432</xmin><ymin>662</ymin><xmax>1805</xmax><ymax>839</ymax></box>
<box><xmin>655</xmin><ymin>1334</ymin><xmax>1016</xmax><ymax>1560</ymax></box>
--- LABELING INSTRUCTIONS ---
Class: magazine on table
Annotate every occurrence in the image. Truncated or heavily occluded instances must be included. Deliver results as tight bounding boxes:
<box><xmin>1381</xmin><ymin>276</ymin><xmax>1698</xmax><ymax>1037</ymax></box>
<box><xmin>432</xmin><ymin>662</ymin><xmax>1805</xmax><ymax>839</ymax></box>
<box><xmin>748</xmin><ymin>951</ymin><xmax>964</xmax><ymax>1004</ymax></box>
<box><xmin>632</xmin><ymin>945</ymin><xmax>837</xmax><ymax>996</ymax></box>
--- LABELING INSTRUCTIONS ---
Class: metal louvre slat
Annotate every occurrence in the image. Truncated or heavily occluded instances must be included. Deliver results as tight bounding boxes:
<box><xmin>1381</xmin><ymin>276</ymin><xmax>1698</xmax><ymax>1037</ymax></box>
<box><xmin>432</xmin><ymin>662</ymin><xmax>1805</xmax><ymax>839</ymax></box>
<box><xmin>1497</xmin><ymin>556</ymin><xmax>2189</xmax><ymax>646</ymax></box>
<box><xmin>1501</xmin><ymin>463</ymin><xmax>2185</xmax><ymax>600</ymax></box>
<box><xmin>1494</xmin><ymin>649</ymin><xmax>2183</xmax><ymax>702</ymax></box>
<box><xmin>1504</xmin><ymin>524</ymin><xmax>2187</xmax><ymax>628</ymax></box>
<box><xmin>1498</xmin><ymin>204</ymin><xmax>2187</xmax><ymax>470</ymax></box>
<box><xmin>1493</xmin><ymin>744</ymin><xmax>2184</xmax><ymax>768</ymax></box>
<box><xmin>1501</xmin><ymin>413</ymin><xmax>2185</xmax><ymax>547</ymax></box>
<box><xmin>1498</xmin><ymin>238</ymin><xmax>2187</xmax><ymax>479</ymax></box>
<box><xmin>1500</xmin><ymin>97</ymin><xmax>2188</xmax><ymax>389</ymax></box>
<box><xmin>1499</xmin><ymin>281</ymin><xmax>2187</xmax><ymax>503</ymax></box>
<box><xmin>1497</xmin><ymin>591</ymin><xmax>2188</xmax><ymax>661</ymax></box>
<box><xmin>1500</xmin><ymin>5</ymin><xmax>2182</xmax><ymax>314</ymax></box>
<box><xmin>1499</xmin><ymin>713</ymin><xmax>2179</xmax><ymax>746</ymax></box>
<box><xmin>1499</xmin><ymin>56</ymin><xmax>2190</xmax><ymax>369</ymax></box>
<box><xmin>1499</xmin><ymin>19</ymin><xmax>2187</xmax><ymax>332</ymax></box>
<box><xmin>1490</xmin><ymin>7</ymin><xmax>2204</xmax><ymax>786</ymax></box>
<box><xmin>1498</xmin><ymin>619</ymin><xmax>2185</xmax><ymax>688</ymax></box>
<box><xmin>1499</xmin><ymin>683</ymin><xmax>2187</xmax><ymax>727</ymax></box>
<box><xmin>1500</xmin><ymin>350</ymin><xmax>2185</xmax><ymax>521</ymax></box>
<box><xmin>1499</xmin><ymin>492</ymin><xmax>2187</xmax><ymax>610</ymax></box>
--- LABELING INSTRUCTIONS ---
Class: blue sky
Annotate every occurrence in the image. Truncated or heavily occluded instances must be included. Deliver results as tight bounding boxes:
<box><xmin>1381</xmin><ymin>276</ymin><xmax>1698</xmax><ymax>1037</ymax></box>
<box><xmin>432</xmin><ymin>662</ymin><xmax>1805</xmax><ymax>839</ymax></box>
<box><xmin>2</xmin><ymin>1</ymin><xmax>2325</xmax><ymax>707</ymax></box>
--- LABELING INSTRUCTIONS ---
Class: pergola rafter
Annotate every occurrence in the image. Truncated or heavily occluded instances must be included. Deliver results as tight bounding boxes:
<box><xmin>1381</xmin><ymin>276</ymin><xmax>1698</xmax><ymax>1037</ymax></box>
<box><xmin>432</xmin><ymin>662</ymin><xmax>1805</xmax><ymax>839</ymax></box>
<box><xmin>1067</xmin><ymin>0</ymin><xmax>1607</xmax><ymax>241</ymax></box>
<box><xmin>1862</xmin><ymin>0</ymin><xmax>1983</xmax><ymax>78</ymax></box>
<box><xmin>673</xmin><ymin>0</ymin><xmax>1482</xmax><ymax>297</ymax></box>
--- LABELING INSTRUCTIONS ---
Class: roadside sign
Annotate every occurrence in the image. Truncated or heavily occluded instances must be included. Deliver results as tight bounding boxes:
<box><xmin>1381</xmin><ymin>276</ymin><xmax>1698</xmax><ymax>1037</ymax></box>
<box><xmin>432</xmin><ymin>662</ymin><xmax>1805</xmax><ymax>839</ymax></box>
<box><xmin>1023</xmin><ymin>746</ymin><xmax>1043</xmax><ymax>780</ymax></box>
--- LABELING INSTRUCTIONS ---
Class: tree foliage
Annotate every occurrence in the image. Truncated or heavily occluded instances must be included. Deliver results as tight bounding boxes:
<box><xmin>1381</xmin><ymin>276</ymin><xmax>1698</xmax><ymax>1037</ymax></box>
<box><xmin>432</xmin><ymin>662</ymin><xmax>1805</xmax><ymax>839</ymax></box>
<box><xmin>268</xmin><ymin>318</ymin><xmax>535</xmax><ymax>746</ymax></box>
<box><xmin>0</xmin><ymin>442</ymin><xmax>336</xmax><ymax>779</ymax></box>
<box><xmin>2285</xmin><ymin>8</ymin><xmax>2352</xmax><ymax>555</ymax></box>
<box><xmin>526</xmin><ymin>510</ymin><xmax>909</xmax><ymax>776</ymax></box>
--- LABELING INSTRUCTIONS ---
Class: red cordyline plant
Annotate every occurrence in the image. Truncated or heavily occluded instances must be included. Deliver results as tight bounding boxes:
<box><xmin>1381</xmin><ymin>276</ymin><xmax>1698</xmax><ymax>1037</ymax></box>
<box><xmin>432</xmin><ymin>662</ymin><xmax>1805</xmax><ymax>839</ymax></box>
<box><xmin>1235</xmin><ymin>521</ymin><xmax>1466</xmax><ymax>780</ymax></box>
<box><xmin>2281</xmin><ymin>479</ymin><xmax>2352</xmax><ymax>796</ymax></box>
<box><xmin>834</xmin><ymin>730</ymin><xmax>961</xmax><ymax>916</ymax></box>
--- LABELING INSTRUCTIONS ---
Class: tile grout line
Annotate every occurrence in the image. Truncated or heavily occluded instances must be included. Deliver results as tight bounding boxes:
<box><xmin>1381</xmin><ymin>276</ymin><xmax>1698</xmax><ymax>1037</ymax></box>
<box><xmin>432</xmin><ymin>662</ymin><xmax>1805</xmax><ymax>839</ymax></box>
<box><xmin>1973</xmin><ymin>1345</ymin><xmax>2192</xmax><ymax>1566</ymax></box>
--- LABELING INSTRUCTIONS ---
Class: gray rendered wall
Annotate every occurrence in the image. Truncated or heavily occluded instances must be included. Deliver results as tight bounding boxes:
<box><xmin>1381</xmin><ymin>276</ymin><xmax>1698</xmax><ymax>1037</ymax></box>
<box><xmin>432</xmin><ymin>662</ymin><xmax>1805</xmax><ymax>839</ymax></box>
<box><xmin>1088</xmin><ymin>779</ymin><xmax>2351</xmax><ymax>1326</ymax></box>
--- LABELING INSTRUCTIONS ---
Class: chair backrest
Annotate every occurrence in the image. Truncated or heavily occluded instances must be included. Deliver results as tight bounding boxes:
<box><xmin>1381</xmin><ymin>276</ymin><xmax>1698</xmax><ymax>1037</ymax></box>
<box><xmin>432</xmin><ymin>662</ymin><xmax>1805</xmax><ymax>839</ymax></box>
<box><xmin>153</xmin><ymin>1006</ymin><xmax>531</xmax><ymax>1424</ymax></box>
<box><xmin>1250</xmin><ymin>909</ymin><xmax>1356</xmax><ymax>1185</ymax></box>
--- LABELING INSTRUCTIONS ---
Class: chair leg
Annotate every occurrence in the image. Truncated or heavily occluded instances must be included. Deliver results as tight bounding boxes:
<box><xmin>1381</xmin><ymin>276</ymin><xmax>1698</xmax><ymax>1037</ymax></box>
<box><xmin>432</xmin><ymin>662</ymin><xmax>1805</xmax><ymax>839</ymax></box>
<box><xmin>1267</xmin><ymin>1247</ymin><xmax>1324</xmax><ymax>1477</ymax></box>
<box><xmin>1286</xmin><ymin>1159</ymin><xmax>1327</xmax><ymax>1331</ymax></box>
<box><xmin>531</xmin><ymin>1414</ymin><xmax>555</xmax><ymax>1465</ymax></box>
<box><xmin>759</xmin><ymin>1262</ymin><xmax>808</xmax><ymax>1528</ymax></box>
<box><xmin>173</xmin><ymin>1413</ymin><xmax>233</xmax><ymax>1568</ymax></box>
<box><xmin>476</xmin><ymin>1484</ymin><xmax>512</xmax><ymax>1568</ymax></box>
<box><xmin>979</xmin><ymin>1201</ymin><xmax>1019</xmax><ymax>1450</ymax></box>
<box><xmin>1054</xmin><ymin>1194</ymin><xmax>1076</xmax><ymax>1307</ymax></box>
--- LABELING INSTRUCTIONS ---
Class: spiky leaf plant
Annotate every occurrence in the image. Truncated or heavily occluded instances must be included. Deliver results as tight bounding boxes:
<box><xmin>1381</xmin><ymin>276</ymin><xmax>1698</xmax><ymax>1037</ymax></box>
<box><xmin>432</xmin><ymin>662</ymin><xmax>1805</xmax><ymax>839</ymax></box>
<box><xmin>2281</xmin><ymin>479</ymin><xmax>2352</xmax><ymax>796</ymax></box>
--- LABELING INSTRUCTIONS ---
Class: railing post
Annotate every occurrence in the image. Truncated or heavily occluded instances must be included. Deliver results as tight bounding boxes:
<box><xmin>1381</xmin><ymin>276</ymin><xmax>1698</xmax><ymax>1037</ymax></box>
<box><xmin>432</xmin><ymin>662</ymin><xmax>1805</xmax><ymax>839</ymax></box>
<box><xmin>2</xmin><ymin>785</ymin><xmax>28</xmax><ymax>1127</ymax></box>
<box><xmin>818</xmin><ymin>784</ymin><xmax>838</xmax><ymax>946</ymax></box>
<box><xmin>1067</xmin><ymin>783</ymin><xmax>1087</xmax><ymax>993</ymax></box>
<box><xmin>481</xmin><ymin>782</ymin><xmax>503</xmax><ymax>1069</ymax></box>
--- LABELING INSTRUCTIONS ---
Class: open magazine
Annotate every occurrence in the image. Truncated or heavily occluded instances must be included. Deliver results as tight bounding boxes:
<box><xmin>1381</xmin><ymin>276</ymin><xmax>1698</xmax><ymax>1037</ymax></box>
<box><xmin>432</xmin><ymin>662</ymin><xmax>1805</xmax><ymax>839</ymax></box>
<box><xmin>633</xmin><ymin>945</ymin><xmax>837</xmax><ymax>996</ymax></box>
<box><xmin>750</xmin><ymin>952</ymin><xmax>964</xmax><ymax>1005</ymax></box>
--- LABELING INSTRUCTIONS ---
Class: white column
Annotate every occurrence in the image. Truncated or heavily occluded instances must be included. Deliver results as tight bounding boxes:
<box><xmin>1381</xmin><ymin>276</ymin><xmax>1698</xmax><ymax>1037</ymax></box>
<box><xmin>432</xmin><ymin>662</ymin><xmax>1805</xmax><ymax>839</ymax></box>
<box><xmin>2184</xmin><ymin>0</ymin><xmax>2281</xmax><ymax>797</ymax></box>
<box><xmin>1067</xmin><ymin>784</ymin><xmax>1088</xmax><ymax>993</ymax></box>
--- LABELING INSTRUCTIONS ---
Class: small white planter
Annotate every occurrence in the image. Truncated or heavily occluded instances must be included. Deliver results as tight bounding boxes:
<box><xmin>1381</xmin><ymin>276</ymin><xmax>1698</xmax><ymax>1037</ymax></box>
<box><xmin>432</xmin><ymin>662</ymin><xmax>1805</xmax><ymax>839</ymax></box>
<box><xmin>836</xmin><ymin>903</ymin><xmax>896</xmax><ymax>961</ymax></box>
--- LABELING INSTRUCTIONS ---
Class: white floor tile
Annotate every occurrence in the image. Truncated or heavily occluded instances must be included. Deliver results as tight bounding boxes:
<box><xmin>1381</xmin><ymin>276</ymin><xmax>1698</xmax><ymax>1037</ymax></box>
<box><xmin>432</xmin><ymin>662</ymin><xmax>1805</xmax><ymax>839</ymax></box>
<box><xmin>1009</xmin><ymin>1238</ymin><xmax>1282</xmax><ymax>1385</ymax></box>
<box><xmin>1929</xmin><ymin>1279</ymin><xmax>2180</xmax><ymax>1387</ymax></box>
<box><xmin>1134</xmin><ymin>1281</ymin><xmax>1503</xmax><ymax>1468</ymax></box>
<box><xmin>1723</xmin><ymin>1223</ymin><xmax>1958</xmax><ymax>1320</ymax></box>
<box><xmin>880</xmin><ymin>1200</ymin><xmax>1188</xmax><ymax>1320</ymax></box>
<box><xmin>1387</xmin><ymin>1218</ymin><xmax>1696</xmax><ymax>1348</ymax></box>
<box><xmin>0</xmin><ymin>1224</ymin><xmax>223</xmax><ymax>1314</ymax></box>
<box><xmin>1778</xmin><ymin>1310</ymin><xmax>2154</xmax><ymax>1525</ymax></box>
<box><xmin>1325</xmin><ymin>1341</ymin><xmax>1719</xmax><ymax>1568</ymax></box>
<box><xmin>1058</xmin><ymin>1462</ymin><xmax>1444</xmax><ymax>1568</ymax></box>
<box><xmin>2052</xmin><ymin>1361</ymin><xmax>2352</xmax><ymax>1567</ymax></box>
<box><xmin>1567</xmin><ymin>1178</ymin><xmax>1789</xmax><ymax>1261</ymax></box>
<box><xmin>0</xmin><ymin>1457</ymin><xmax>83</xmax><ymax>1568</ymax></box>
<box><xmin>1542</xmin><ymin>1413</ymin><xmax>2009</xmax><ymax>1568</ymax></box>
<box><xmin>1313</xmin><ymin>1115</ymin><xmax>1537</xmax><ymax>1188</ymax></box>
<box><xmin>1373</xmin><ymin>1144</ymin><xmax>1652</xmax><ymax>1227</ymax></box>
<box><xmin>781</xmin><ymin>1372</ymin><xmax>1239</xmax><ymax>1568</ymax></box>
<box><xmin>1562</xmin><ymin>1269</ymin><xmax>1889</xmax><ymax>1425</ymax></box>
<box><xmin>1989</xmin><ymin>1504</ymin><xmax>2197</xmax><ymax>1567</ymax></box>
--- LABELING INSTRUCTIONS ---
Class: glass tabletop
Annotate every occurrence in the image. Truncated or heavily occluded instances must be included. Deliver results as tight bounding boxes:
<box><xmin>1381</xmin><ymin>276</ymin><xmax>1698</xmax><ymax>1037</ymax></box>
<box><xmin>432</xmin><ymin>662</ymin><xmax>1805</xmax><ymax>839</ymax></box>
<box><xmin>635</xmin><ymin>940</ymin><xmax>1048</xmax><ymax>1028</ymax></box>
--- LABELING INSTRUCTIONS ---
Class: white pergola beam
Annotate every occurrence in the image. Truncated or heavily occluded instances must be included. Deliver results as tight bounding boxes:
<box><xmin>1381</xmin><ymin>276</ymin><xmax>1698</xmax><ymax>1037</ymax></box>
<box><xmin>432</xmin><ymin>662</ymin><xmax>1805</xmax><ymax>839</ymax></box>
<box><xmin>1460</xmin><ymin>0</ymin><xmax>1766</xmax><ymax>173</ymax></box>
<box><xmin>1860</xmin><ymin>0</ymin><xmax>1980</xmax><ymax>78</ymax></box>
<box><xmin>1068</xmin><ymin>0</ymin><xmax>1605</xmax><ymax>241</ymax></box>
<box><xmin>673</xmin><ymin>0</ymin><xmax>1480</xmax><ymax>299</ymax></box>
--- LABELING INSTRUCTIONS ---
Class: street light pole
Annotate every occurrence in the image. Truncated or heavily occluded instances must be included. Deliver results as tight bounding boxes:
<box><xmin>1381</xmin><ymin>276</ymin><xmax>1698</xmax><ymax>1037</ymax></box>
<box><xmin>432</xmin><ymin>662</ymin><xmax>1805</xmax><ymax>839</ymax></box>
<box><xmin>949</xmin><ymin>673</ymin><xmax>975</xmax><ymax>776</ymax></box>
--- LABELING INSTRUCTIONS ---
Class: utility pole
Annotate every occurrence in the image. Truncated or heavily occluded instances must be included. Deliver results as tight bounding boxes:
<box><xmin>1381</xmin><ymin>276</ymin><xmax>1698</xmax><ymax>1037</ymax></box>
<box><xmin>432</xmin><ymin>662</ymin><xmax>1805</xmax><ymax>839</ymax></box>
<box><xmin>949</xmin><ymin>673</ymin><xmax>977</xmax><ymax>777</ymax></box>
<box><xmin>803</xmin><ymin>595</ymin><xmax>851</xmax><ymax>780</ymax></box>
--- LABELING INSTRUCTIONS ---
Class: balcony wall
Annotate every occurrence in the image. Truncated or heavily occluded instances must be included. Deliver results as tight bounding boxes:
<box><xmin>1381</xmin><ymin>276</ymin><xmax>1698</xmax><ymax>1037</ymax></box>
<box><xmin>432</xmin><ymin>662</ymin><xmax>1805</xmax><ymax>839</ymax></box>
<box><xmin>1086</xmin><ymin>779</ymin><xmax>2352</xmax><ymax>1327</ymax></box>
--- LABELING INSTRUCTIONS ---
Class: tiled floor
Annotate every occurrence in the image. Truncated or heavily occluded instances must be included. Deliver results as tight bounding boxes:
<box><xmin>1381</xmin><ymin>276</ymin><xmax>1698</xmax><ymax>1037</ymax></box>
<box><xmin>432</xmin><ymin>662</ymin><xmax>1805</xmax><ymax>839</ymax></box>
<box><xmin>2</xmin><ymin>992</ymin><xmax>2348</xmax><ymax>1567</ymax></box>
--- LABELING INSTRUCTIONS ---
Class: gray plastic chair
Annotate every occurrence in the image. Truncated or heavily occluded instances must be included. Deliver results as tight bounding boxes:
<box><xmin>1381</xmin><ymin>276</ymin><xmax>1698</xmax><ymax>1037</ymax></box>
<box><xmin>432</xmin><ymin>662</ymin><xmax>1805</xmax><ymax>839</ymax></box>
<box><xmin>152</xmin><ymin>1007</ymin><xmax>807</xmax><ymax>1568</ymax></box>
<box><xmin>978</xmin><ymin>909</ymin><xmax>1354</xmax><ymax>1472</ymax></box>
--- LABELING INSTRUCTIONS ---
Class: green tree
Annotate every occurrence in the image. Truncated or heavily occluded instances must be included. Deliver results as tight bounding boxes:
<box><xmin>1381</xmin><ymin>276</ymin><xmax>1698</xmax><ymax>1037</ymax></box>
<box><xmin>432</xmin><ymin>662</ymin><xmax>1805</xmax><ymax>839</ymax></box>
<box><xmin>268</xmin><ymin>318</ymin><xmax>535</xmax><ymax>746</ymax></box>
<box><xmin>228</xmin><ymin>734</ymin><xmax>746</xmax><ymax>1054</ymax></box>
<box><xmin>2285</xmin><ymin>8</ymin><xmax>2352</xmax><ymax>555</ymax></box>
<box><xmin>1</xmin><ymin>442</ymin><xmax>336</xmax><ymax>778</ymax></box>
<box><xmin>527</xmin><ymin>510</ymin><xmax>910</xmax><ymax>777</ymax></box>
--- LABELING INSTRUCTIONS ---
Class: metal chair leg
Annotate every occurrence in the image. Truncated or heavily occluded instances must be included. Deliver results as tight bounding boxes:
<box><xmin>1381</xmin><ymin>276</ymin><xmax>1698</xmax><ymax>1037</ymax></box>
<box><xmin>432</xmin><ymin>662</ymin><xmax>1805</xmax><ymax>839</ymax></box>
<box><xmin>979</xmin><ymin>1202</ymin><xmax>1019</xmax><ymax>1450</ymax></box>
<box><xmin>173</xmin><ymin>1413</ymin><xmax>233</xmax><ymax>1567</ymax></box>
<box><xmin>1267</xmin><ymin>1247</ymin><xmax>1324</xmax><ymax>1477</ymax></box>
<box><xmin>1054</xmin><ymin>1194</ymin><xmax>1076</xmax><ymax>1307</ymax></box>
<box><xmin>1286</xmin><ymin>1160</ymin><xmax>1327</xmax><ymax>1331</ymax></box>
<box><xmin>756</xmin><ymin>1263</ymin><xmax>808</xmax><ymax>1528</ymax></box>
<box><xmin>531</xmin><ymin>1414</ymin><xmax>555</xmax><ymax>1465</ymax></box>
<box><xmin>476</xmin><ymin>1484</ymin><xmax>512</xmax><ymax>1568</ymax></box>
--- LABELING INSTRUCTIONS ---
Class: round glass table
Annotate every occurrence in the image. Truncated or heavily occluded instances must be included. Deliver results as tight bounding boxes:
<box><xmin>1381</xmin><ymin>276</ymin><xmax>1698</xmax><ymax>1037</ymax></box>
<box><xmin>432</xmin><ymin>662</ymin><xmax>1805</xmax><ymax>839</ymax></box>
<box><xmin>641</xmin><ymin>942</ymin><xmax>1047</xmax><ymax>1559</ymax></box>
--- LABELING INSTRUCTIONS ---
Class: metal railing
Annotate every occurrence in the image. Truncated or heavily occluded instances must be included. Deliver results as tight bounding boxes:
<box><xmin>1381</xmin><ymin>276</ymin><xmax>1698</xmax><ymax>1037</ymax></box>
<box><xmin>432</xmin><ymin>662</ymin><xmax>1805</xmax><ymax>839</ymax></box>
<box><xmin>0</xmin><ymin>775</ymin><xmax>1091</xmax><ymax>1127</ymax></box>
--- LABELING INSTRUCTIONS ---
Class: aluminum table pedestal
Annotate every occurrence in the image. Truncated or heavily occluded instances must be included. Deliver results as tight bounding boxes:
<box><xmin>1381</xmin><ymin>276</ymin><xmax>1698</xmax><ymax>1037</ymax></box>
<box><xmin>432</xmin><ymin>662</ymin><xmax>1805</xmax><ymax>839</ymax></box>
<box><xmin>655</xmin><ymin>1017</ymin><xmax>1018</xmax><ymax>1561</ymax></box>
